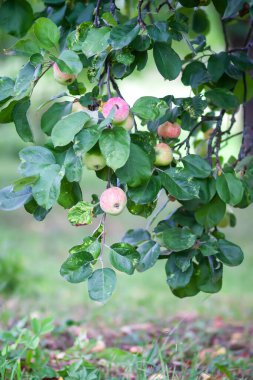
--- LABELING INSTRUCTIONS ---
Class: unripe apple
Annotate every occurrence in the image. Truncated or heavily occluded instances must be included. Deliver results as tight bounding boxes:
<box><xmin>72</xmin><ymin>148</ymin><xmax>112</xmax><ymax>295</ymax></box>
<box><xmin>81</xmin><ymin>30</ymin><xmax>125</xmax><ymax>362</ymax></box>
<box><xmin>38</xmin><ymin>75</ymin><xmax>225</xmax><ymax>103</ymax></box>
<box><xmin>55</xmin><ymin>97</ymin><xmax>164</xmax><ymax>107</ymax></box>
<box><xmin>53</xmin><ymin>63</ymin><xmax>76</xmax><ymax>85</ymax></box>
<box><xmin>72</xmin><ymin>102</ymin><xmax>88</xmax><ymax>113</ymax></box>
<box><xmin>195</xmin><ymin>140</ymin><xmax>208</xmax><ymax>158</ymax></box>
<box><xmin>154</xmin><ymin>143</ymin><xmax>173</xmax><ymax>166</ymax></box>
<box><xmin>218</xmin><ymin>213</ymin><xmax>230</xmax><ymax>228</ymax></box>
<box><xmin>102</xmin><ymin>97</ymin><xmax>129</xmax><ymax>124</ymax></box>
<box><xmin>115</xmin><ymin>114</ymin><xmax>134</xmax><ymax>131</ymax></box>
<box><xmin>157</xmin><ymin>121</ymin><xmax>181</xmax><ymax>139</ymax></box>
<box><xmin>83</xmin><ymin>150</ymin><xmax>106</xmax><ymax>171</ymax></box>
<box><xmin>100</xmin><ymin>187</ymin><xmax>127</xmax><ymax>215</ymax></box>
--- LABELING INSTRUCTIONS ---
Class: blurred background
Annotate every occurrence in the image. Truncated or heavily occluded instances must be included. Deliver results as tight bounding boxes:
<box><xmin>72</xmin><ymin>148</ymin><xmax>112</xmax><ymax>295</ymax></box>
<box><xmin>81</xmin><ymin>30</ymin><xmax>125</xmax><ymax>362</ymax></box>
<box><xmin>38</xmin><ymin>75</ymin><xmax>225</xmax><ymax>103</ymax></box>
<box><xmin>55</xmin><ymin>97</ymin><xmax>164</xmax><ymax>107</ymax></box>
<box><xmin>0</xmin><ymin>2</ymin><xmax>252</xmax><ymax>327</ymax></box>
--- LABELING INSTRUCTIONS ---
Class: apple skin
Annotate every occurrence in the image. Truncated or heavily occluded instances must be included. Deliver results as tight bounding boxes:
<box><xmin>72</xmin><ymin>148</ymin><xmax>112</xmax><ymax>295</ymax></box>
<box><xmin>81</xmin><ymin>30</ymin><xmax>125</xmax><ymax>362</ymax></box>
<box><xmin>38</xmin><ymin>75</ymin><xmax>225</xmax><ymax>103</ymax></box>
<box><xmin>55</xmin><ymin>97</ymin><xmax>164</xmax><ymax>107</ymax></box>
<box><xmin>72</xmin><ymin>102</ymin><xmax>89</xmax><ymax>113</ymax></box>
<box><xmin>157</xmin><ymin>121</ymin><xmax>181</xmax><ymax>139</ymax></box>
<box><xmin>83</xmin><ymin>150</ymin><xmax>106</xmax><ymax>171</ymax></box>
<box><xmin>115</xmin><ymin>114</ymin><xmax>134</xmax><ymax>131</ymax></box>
<box><xmin>100</xmin><ymin>187</ymin><xmax>127</xmax><ymax>215</ymax></box>
<box><xmin>102</xmin><ymin>97</ymin><xmax>129</xmax><ymax>123</ymax></box>
<box><xmin>154</xmin><ymin>143</ymin><xmax>173</xmax><ymax>166</ymax></box>
<box><xmin>53</xmin><ymin>63</ymin><xmax>76</xmax><ymax>85</ymax></box>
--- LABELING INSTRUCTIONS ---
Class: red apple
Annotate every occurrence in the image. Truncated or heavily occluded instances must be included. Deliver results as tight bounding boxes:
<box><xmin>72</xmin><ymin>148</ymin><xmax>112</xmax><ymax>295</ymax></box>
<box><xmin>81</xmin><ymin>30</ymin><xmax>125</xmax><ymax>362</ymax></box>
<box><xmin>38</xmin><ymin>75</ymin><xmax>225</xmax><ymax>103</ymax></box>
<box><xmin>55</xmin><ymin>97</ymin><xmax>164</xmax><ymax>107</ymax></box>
<box><xmin>53</xmin><ymin>63</ymin><xmax>76</xmax><ymax>85</ymax></box>
<box><xmin>102</xmin><ymin>97</ymin><xmax>129</xmax><ymax>124</ymax></box>
<box><xmin>157</xmin><ymin>121</ymin><xmax>181</xmax><ymax>139</ymax></box>
<box><xmin>100</xmin><ymin>187</ymin><xmax>127</xmax><ymax>215</ymax></box>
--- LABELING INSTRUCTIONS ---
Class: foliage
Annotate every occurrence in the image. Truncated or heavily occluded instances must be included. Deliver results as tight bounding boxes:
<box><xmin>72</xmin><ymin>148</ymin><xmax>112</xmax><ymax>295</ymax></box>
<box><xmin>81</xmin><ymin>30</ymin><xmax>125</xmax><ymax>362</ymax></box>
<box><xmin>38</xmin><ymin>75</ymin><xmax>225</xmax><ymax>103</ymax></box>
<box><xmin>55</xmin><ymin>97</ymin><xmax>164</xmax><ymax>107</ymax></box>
<box><xmin>0</xmin><ymin>0</ymin><xmax>253</xmax><ymax>302</ymax></box>
<box><xmin>0</xmin><ymin>316</ymin><xmax>252</xmax><ymax>379</ymax></box>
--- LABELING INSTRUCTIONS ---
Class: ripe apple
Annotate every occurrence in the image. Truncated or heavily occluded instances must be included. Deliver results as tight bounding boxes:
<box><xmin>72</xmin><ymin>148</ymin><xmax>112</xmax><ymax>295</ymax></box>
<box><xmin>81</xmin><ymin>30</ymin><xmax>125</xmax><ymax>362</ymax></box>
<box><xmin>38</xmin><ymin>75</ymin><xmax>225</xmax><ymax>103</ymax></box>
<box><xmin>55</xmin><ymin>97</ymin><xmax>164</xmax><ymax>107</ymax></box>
<box><xmin>99</xmin><ymin>187</ymin><xmax>127</xmax><ymax>215</ymax></box>
<box><xmin>83</xmin><ymin>150</ymin><xmax>106</xmax><ymax>171</ymax></box>
<box><xmin>157</xmin><ymin>121</ymin><xmax>181</xmax><ymax>139</ymax></box>
<box><xmin>154</xmin><ymin>143</ymin><xmax>173</xmax><ymax>166</ymax></box>
<box><xmin>102</xmin><ymin>97</ymin><xmax>129</xmax><ymax>124</ymax></box>
<box><xmin>53</xmin><ymin>63</ymin><xmax>76</xmax><ymax>85</ymax></box>
<box><xmin>115</xmin><ymin>114</ymin><xmax>134</xmax><ymax>131</ymax></box>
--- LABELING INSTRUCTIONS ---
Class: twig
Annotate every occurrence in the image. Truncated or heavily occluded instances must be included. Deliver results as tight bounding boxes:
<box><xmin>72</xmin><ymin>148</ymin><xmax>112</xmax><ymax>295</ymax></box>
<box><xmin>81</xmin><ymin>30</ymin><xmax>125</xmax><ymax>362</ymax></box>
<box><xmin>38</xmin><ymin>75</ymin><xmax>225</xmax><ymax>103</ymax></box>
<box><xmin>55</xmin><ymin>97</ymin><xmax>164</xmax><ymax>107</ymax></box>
<box><xmin>33</xmin><ymin>63</ymin><xmax>53</xmax><ymax>87</ymax></box>
<box><xmin>221</xmin><ymin>131</ymin><xmax>242</xmax><ymax>144</ymax></box>
<box><xmin>157</xmin><ymin>0</ymin><xmax>174</xmax><ymax>12</ymax></box>
<box><xmin>137</xmin><ymin>0</ymin><xmax>146</xmax><ymax>28</ymax></box>
<box><xmin>99</xmin><ymin>213</ymin><xmax>106</xmax><ymax>265</ymax></box>
<box><xmin>106</xmin><ymin>64</ymin><xmax>112</xmax><ymax>98</ymax></box>
<box><xmin>110</xmin><ymin>0</ymin><xmax>119</xmax><ymax>23</ymax></box>
<box><xmin>94</xmin><ymin>0</ymin><xmax>102</xmax><ymax>27</ymax></box>
<box><xmin>207</xmin><ymin>110</ymin><xmax>225</xmax><ymax>168</ymax></box>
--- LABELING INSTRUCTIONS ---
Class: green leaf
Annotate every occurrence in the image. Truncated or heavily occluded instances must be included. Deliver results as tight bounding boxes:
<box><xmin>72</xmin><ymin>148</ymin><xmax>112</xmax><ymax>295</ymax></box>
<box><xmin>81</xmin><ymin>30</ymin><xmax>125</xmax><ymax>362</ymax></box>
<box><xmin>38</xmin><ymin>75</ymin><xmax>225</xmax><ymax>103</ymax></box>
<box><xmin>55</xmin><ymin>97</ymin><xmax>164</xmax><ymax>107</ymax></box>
<box><xmin>60</xmin><ymin>252</ymin><xmax>93</xmax><ymax>283</ymax></box>
<box><xmin>147</xmin><ymin>22</ymin><xmax>171</xmax><ymax>43</ymax></box>
<box><xmin>32</xmin><ymin>164</ymin><xmax>64</xmax><ymax>209</ymax></box>
<box><xmin>68</xmin><ymin>201</ymin><xmax>94</xmax><ymax>226</ymax></box>
<box><xmin>116</xmin><ymin>143</ymin><xmax>153</xmax><ymax>188</ymax></box>
<box><xmin>217</xmin><ymin>239</ymin><xmax>244</xmax><ymax>266</ymax></box>
<box><xmin>216</xmin><ymin>172</ymin><xmax>244</xmax><ymax>206</ymax></box>
<box><xmin>153</xmin><ymin>42</ymin><xmax>182</xmax><ymax>81</ymax></box>
<box><xmin>192</xmin><ymin>9</ymin><xmax>210</xmax><ymax>35</ymax></box>
<box><xmin>13</xmin><ymin>38</ymin><xmax>40</xmax><ymax>56</ymax></box>
<box><xmin>137</xmin><ymin>241</ymin><xmax>160</xmax><ymax>272</ymax></box>
<box><xmin>110</xmin><ymin>23</ymin><xmax>140</xmax><ymax>50</ymax></box>
<box><xmin>122</xmin><ymin>228</ymin><xmax>151</xmax><ymax>246</ymax></box>
<box><xmin>33</xmin><ymin>17</ymin><xmax>60</xmax><ymax>50</ymax></box>
<box><xmin>82</xmin><ymin>26</ymin><xmax>110</xmax><ymax>57</ymax></box>
<box><xmin>88</xmin><ymin>268</ymin><xmax>117</xmax><ymax>303</ymax></box>
<box><xmin>223</xmin><ymin>0</ymin><xmax>244</xmax><ymax>18</ymax></box>
<box><xmin>195</xmin><ymin>195</ymin><xmax>226</xmax><ymax>228</ymax></box>
<box><xmin>14</xmin><ymin>62</ymin><xmax>35</xmax><ymax>97</ymax></box>
<box><xmin>127</xmin><ymin>176</ymin><xmax>161</xmax><ymax>204</ymax></box>
<box><xmin>159</xmin><ymin>167</ymin><xmax>200</xmax><ymax>200</ymax></box>
<box><xmin>162</xmin><ymin>227</ymin><xmax>196</xmax><ymax>252</ymax></box>
<box><xmin>208</xmin><ymin>53</ymin><xmax>229</xmax><ymax>82</ymax></box>
<box><xmin>132</xmin><ymin>96</ymin><xmax>167</xmax><ymax>121</ymax></box>
<box><xmin>51</xmin><ymin>111</ymin><xmax>90</xmax><ymax>147</ymax></box>
<box><xmin>57</xmin><ymin>178</ymin><xmax>82</xmax><ymax>209</ymax></box>
<box><xmin>99</xmin><ymin>128</ymin><xmax>130</xmax><ymax>171</ymax></box>
<box><xmin>199</xmin><ymin>240</ymin><xmax>219</xmax><ymax>257</ymax></box>
<box><xmin>0</xmin><ymin>77</ymin><xmax>14</xmax><ymax>105</ymax></box>
<box><xmin>171</xmin><ymin>265</ymin><xmax>200</xmax><ymax>298</ymax></box>
<box><xmin>234</xmin><ymin>73</ymin><xmax>253</xmax><ymax>103</ymax></box>
<box><xmin>127</xmin><ymin>198</ymin><xmax>157</xmax><ymax>218</ymax></box>
<box><xmin>109</xmin><ymin>243</ymin><xmax>140</xmax><ymax>275</ymax></box>
<box><xmin>74</xmin><ymin>126</ymin><xmax>101</xmax><ymax>155</ymax></box>
<box><xmin>182</xmin><ymin>61</ymin><xmax>210</xmax><ymax>88</ymax></box>
<box><xmin>0</xmin><ymin>0</ymin><xmax>33</xmax><ymax>38</ymax></box>
<box><xmin>41</xmin><ymin>101</ymin><xmax>72</xmax><ymax>136</ymax></box>
<box><xmin>13</xmin><ymin>98</ymin><xmax>33</xmax><ymax>143</ymax></box>
<box><xmin>174</xmin><ymin>249</ymin><xmax>197</xmax><ymax>272</ymax></box>
<box><xmin>57</xmin><ymin>50</ymin><xmax>83</xmax><ymax>75</ymax></box>
<box><xmin>197</xmin><ymin>258</ymin><xmax>223</xmax><ymax>293</ymax></box>
<box><xmin>13</xmin><ymin>176</ymin><xmax>39</xmax><ymax>192</ymax></box>
<box><xmin>0</xmin><ymin>100</ymin><xmax>18</xmax><ymax>123</ymax></box>
<box><xmin>0</xmin><ymin>185</ymin><xmax>32</xmax><ymax>211</ymax></box>
<box><xmin>69</xmin><ymin>236</ymin><xmax>100</xmax><ymax>259</ymax></box>
<box><xmin>62</xmin><ymin>148</ymin><xmax>82</xmax><ymax>182</ymax></box>
<box><xmin>19</xmin><ymin>146</ymin><xmax>56</xmax><ymax>176</ymax></box>
<box><xmin>166</xmin><ymin>254</ymin><xmax>194</xmax><ymax>290</ymax></box>
<box><xmin>182</xmin><ymin>154</ymin><xmax>212</xmax><ymax>179</ymax></box>
<box><xmin>205</xmin><ymin>88</ymin><xmax>239</xmax><ymax>110</ymax></box>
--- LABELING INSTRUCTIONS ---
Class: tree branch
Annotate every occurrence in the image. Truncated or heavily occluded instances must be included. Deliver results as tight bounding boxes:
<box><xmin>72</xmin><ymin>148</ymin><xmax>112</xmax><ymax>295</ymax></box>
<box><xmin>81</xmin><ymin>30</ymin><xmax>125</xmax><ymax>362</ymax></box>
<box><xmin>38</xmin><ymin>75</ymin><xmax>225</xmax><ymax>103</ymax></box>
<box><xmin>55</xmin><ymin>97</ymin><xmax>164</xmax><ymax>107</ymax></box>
<box><xmin>94</xmin><ymin>0</ymin><xmax>102</xmax><ymax>27</ymax></box>
<box><xmin>137</xmin><ymin>0</ymin><xmax>146</xmax><ymax>28</ymax></box>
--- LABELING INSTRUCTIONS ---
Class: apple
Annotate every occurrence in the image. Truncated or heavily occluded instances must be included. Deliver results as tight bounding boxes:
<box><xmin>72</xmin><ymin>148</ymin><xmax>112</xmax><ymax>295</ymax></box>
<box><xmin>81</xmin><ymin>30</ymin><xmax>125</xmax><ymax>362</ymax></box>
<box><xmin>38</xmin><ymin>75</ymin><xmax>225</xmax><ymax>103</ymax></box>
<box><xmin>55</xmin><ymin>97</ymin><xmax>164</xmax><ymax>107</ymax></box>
<box><xmin>102</xmin><ymin>97</ymin><xmax>129</xmax><ymax>123</ymax></box>
<box><xmin>195</xmin><ymin>140</ymin><xmax>208</xmax><ymax>158</ymax></box>
<box><xmin>218</xmin><ymin>213</ymin><xmax>230</xmax><ymax>228</ymax></box>
<box><xmin>53</xmin><ymin>63</ymin><xmax>76</xmax><ymax>85</ymax></box>
<box><xmin>157</xmin><ymin>121</ymin><xmax>181</xmax><ymax>139</ymax></box>
<box><xmin>154</xmin><ymin>143</ymin><xmax>173</xmax><ymax>166</ymax></box>
<box><xmin>83</xmin><ymin>150</ymin><xmax>106</xmax><ymax>171</ymax></box>
<box><xmin>115</xmin><ymin>114</ymin><xmax>134</xmax><ymax>131</ymax></box>
<box><xmin>99</xmin><ymin>187</ymin><xmax>127</xmax><ymax>215</ymax></box>
<box><xmin>72</xmin><ymin>101</ymin><xmax>99</xmax><ymax>124</ymax></box>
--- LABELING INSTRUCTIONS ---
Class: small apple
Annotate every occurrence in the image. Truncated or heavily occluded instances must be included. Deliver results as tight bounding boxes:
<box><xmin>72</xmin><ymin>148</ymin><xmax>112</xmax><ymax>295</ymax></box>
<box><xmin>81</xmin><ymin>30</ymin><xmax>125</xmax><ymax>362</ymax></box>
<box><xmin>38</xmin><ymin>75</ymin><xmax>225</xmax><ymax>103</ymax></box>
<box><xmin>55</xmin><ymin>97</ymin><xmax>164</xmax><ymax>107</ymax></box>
<box><xmin>53</xmin><ymin>63</ymin><xmax>76</xmax><ymax>85</ymax></box>
<box><xmin>218</xmin><ymin>213</ymin><xmax>230</xmax><ymax>228</ymax></box>
<box><xmin>72</xmin><ymin>102</ymin><xmax>88</xmax><ymax>113</ymax></box>
<box><xmin>154</xmin><ymin>143</ymin><xmax>173</xmax><ymax>166</ymax></box>
<box><xmin>115</xmin><ymin>114</ymin><xmax>134</xmax><ymax>131</ymax></box>
<box><xmin>83</xmin><ymin>150</ymin><xmax>106</xmax><ymax>171</ymax></box>
<box><xmin>195</xmin><ymin>140</ymin><xmax>208</xmax><ymax>158</ymax></box>
<box><xmin>157</xmin><ymin>121</ymin><xmax>181</xmax><ymax>139</ymax></box>
<box><xmin>99</xmin><ymin>187</ymin><xmax>127</xmax><ymax>215</ymax></box>
<box><xmin>102</xmin><ymin>97</ymin><xmax>129</xmax><ymax>124</ymax></box>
